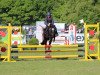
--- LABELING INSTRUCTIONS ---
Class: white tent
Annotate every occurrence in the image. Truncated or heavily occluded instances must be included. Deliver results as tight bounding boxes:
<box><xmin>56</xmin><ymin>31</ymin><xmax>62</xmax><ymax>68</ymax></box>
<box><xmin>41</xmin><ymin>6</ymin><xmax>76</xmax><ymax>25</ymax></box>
<box><xmin>36</xmin><ymin>21</ymin><xmax>46</xmax><ymax>44</ymax></box>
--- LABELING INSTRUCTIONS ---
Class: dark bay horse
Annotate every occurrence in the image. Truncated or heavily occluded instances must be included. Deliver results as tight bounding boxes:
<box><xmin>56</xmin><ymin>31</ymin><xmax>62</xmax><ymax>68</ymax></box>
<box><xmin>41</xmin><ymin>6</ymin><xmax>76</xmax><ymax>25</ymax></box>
<box><xmin>41</xmin><ymin>23</ymin><xmax>58</xmax><ymax>51</ymax></box>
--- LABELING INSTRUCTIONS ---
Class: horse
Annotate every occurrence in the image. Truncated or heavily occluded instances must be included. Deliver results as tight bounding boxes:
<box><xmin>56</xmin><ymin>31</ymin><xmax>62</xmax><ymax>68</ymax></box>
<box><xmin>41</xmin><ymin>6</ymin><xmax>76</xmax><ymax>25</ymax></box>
<box><xmin>41</xmin><ymin>23</ymin><xmax>58</xmax><ymax>51</ymax></box>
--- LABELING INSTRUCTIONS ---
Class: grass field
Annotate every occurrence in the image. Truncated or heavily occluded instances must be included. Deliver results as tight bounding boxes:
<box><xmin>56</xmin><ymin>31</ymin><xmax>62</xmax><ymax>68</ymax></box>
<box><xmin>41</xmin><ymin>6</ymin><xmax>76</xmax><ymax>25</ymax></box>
<box><xmin>0</xmin><ymin>59</ymin><xmax>100</xmax><ymax>75</ymax></box>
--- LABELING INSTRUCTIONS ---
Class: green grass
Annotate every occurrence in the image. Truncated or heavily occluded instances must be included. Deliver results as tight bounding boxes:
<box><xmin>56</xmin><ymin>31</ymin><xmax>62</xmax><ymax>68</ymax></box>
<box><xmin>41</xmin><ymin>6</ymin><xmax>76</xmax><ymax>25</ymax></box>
<box><xmin>0</xmin><ymin>60</ymin><xmax>100</xmax><ymax>75</ymax></box>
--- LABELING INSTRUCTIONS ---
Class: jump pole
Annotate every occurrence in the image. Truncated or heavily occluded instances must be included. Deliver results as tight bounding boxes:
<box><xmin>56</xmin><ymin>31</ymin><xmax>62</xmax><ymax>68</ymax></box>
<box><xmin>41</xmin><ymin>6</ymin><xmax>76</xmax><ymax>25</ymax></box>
<box><xmin>13</xmin><ymin>55</ymin><xmax>79</xmax><ymax>59</ymax></box>
<box><xmin>13</xmin><ymin>44</ymin><xmax>78</xmax><ymax>48</ymax></box>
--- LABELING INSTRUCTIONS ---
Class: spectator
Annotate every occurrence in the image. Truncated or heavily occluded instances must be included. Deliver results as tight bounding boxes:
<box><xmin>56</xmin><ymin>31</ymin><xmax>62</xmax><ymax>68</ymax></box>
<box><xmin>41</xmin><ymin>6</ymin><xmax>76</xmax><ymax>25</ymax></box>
<box><xmin>28</xmin><ymin>28</ymin><xmax>33</xmax><ymax>39</ymax></box>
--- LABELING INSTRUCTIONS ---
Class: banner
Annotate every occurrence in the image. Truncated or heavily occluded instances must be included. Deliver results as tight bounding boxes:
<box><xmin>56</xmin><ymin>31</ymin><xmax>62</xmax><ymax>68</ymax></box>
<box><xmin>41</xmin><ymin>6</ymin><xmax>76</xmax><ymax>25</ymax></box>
<box><xmin>65</xmin><ymin>33</ymin><xmax>84</xmax><ymax>44</ymax></box>
<box><xmin>76</xmin><ymin>33</ymin><xmax>84</xmax><ymax>44</ymax></box>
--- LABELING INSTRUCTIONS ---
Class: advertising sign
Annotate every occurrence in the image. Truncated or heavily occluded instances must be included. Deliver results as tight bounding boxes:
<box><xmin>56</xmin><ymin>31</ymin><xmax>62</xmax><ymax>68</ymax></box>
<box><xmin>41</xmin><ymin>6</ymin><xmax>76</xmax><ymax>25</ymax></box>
<box><xmin>76</xmin><ymin>33</ymin><xmax>84</xmax><ymax>44</ymax></box>
<box><xmin>65</xmin><ymin>33</ymin><xmax>84</xmax><ymax>44</ymax></box>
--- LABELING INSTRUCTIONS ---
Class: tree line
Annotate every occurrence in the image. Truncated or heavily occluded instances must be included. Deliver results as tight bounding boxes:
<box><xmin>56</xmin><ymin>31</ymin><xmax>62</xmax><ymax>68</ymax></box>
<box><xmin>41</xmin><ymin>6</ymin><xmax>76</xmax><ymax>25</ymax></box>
<box><xmin>0</xmin><ymin>0</ymin><xmax>100</xmax><ymax>27</ymax></box>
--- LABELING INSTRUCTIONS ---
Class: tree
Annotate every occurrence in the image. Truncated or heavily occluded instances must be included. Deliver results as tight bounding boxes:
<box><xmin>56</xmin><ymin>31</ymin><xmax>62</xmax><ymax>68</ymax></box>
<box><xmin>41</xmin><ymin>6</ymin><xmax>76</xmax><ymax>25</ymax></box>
<box><xmin>53</xmin><ymin>0</ymin><xmax>100</xmax><ymax>27</ymax></box>
<box><xmin>0</xmin><ymin>0</ymin><xmax>57</xmax><ymax>25</ymax></box>
<box><xmin>92</xmin><ymin>0</ymin><xmax>98</xmax><ymax>6</ymax></box>
<box><xmin>0</xmin><ymin>0</ymin><xmax>99</xmax><ymax>26</ymax></box>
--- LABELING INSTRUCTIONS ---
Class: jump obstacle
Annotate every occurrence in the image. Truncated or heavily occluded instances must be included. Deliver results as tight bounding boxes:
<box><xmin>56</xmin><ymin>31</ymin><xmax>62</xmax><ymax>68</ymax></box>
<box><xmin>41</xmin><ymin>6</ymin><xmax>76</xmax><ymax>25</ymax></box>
<box><xmin>0</xmin><ymin>23</ymin><xmax>99</xmax><ymax>62</ymax></box>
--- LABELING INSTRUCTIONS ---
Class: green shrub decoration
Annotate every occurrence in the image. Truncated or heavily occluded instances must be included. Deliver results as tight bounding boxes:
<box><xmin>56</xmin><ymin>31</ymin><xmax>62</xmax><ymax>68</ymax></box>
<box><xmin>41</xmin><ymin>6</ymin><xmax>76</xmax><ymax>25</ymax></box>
<box><xmin>28</xmin><ymin>38</ymin><xmax>39</xmax><ymax>45</ymax></box>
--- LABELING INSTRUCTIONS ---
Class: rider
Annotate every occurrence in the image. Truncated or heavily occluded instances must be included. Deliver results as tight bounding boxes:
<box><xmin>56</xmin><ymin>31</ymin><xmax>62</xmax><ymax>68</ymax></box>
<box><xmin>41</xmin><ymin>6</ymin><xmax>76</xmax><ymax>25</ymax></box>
<box><xmin>41</xmin><ymin>12</ymin><xmax>58</xmax><ymax>45</ymax></box>
<box><xmin>44</xmin><ymin>12</ymin><xmax>54</xmax><ymax>26</ymax></box>
<box><xmin>44</xmin><ymin>12</ymin><xmax>58</xmax><ymax>38</ymax></box>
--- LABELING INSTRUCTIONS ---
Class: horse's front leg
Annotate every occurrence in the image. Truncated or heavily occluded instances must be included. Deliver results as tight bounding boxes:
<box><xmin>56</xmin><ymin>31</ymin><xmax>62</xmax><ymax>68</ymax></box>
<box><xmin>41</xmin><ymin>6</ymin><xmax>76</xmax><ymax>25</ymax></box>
<box><xmin>46</xmin><ymin>38</ymin><xmax>52</xmax><ymax>56</ymax></box>
<box><xmin>45</xmin><ymin>38</ymin><xmax>52</xmax><ymax>59</ymax></box>
<box><xmin>48</xmin><ymin>38</ymin><xmax>52</xmax><ymax>50</ymax></box>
